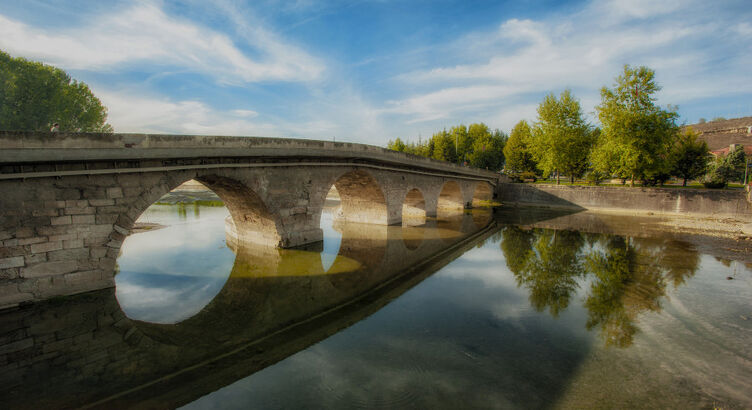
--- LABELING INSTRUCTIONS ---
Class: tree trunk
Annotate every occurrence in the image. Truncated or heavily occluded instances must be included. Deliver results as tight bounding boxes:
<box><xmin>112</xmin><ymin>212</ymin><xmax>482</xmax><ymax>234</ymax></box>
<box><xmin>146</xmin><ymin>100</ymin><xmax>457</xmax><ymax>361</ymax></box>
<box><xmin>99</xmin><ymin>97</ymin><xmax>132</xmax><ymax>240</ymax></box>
<box><xmin>630</xmin><ymin>174</ymin><xmax>635</xmax><ymax>187</ymax></box>
<box><xmin>683</xmin><ymin>177</ymin><xmax>688</xmax><ymax>187</ymax></box>
<box><xmin>556</xmin><ymin>170</ymin><xmax>560</xmax><ymax>185</ymax></box>
<box><xmin>570</xmin><ymin>175</ymin><xmax>575</xmax><ymax>184</ymax></box>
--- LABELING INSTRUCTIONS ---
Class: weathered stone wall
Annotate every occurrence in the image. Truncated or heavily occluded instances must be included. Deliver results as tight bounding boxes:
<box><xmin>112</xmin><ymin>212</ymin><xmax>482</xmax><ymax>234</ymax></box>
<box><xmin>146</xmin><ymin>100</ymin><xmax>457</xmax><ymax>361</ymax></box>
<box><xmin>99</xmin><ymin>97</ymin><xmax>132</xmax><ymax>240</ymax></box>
<box><xmin>497</xmin><ymin>183</ymin><xmax>752</xmax><ymax>220</ymax></box>
<box><xmin>0</xmin><ymin>132</ymin><xmax>498</xmax><ymax>306</ymax></box>
<box><xmin>1</xmin><ymin>164</ymin><xmax>494</xmax><ymax>307</ymax></box>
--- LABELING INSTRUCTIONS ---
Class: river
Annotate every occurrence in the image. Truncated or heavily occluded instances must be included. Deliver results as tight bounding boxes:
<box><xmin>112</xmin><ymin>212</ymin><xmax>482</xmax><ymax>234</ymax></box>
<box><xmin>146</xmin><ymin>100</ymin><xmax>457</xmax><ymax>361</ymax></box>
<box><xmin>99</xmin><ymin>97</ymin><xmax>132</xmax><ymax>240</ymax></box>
<box><xmin>0</xmin><ymin>200</ymin><xmax>750</xmax><ymax>409</ymax></box>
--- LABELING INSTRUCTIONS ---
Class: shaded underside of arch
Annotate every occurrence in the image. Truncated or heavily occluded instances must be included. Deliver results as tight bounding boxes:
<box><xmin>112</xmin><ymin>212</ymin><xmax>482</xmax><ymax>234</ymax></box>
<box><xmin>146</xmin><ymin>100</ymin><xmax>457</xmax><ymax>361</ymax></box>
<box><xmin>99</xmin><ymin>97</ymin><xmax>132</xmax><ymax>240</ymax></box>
<box><xmin>472</xmin><ymin>182</ymin><xmax>494</xmax><ymax>206</ymax></box>
<box><xmin>438</xmin><ymin>180</ymin><xmax>464</xmax><ymax>212</ymax></box>
<box><xmin>195</xmin><ymin>175</ymin><xmax>281</xmax><ymax>247</ymax></box>
<box><xmin>333</xmin><ymin>169</ymin><xmax>388</xmax><ymax>224</ymax></box>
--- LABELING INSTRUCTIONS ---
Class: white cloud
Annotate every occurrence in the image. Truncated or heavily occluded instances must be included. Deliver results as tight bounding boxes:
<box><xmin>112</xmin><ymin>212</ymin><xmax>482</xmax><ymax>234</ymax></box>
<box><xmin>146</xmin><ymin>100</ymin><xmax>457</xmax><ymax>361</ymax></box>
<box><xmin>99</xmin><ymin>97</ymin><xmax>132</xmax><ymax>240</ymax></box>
<box><xmin>231</xmin><ymin>109</ymin><xmax>260</xmax><ymax>118</ymax></box>
<box><xmin>96</xmin><ymin>85</ymin><xmax>386</xmax><ymax>142</ymax></box>
<box><xmin>385</xmin><ymin>0</ymin><xmax>751</xmax><ymax>131</ymax></box>
<box><xmin>0</xmin><ymin>2</ymin><xmax>324</xmax><ymax>84</ymax></box>
<box><xmin>97</xmin><ymin>89</ymin><xmax>279</xmax><ymax>135</ymax></box>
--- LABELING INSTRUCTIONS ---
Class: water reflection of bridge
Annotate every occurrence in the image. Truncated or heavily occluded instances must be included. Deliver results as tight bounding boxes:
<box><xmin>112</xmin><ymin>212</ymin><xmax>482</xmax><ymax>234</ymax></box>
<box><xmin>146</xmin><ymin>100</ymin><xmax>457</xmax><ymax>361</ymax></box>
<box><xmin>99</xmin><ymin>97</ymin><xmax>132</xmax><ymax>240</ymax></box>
<box><xmin>0</xmin><ymin>211</ymin><xmax>495</xmax><ymax>409</ymax></box>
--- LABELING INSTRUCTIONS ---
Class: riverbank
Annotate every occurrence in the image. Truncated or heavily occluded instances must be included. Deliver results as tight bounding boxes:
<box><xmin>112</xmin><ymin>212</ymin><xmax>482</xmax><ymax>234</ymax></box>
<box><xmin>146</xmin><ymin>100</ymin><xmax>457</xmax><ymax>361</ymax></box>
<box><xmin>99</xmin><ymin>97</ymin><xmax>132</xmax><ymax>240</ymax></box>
<box><xmin>494</xmin><ymin>206</ymin><xmax>752</xmax><ymax>265</ymax></box>
<box><xmin>497</xmin><ymin>182</ymin><xmax>752</xmax><ymax>220</ymax></box>
<box><xmin>497</xmin><ymin>182</ymin><xmax>752</xmax><ymax>239</ymax></box>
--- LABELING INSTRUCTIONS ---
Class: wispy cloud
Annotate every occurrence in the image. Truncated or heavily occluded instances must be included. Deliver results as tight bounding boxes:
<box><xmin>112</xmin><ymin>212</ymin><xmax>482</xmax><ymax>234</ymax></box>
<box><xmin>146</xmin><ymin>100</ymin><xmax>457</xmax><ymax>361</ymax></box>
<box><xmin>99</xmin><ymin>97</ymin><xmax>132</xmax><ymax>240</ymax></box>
<box><xmin>0</xmin><ymin>2</ymin><xmax>324</xmax><ymax>84</ymax></box>
<box><xmin>385</xmin><ymin>0</ymin><xmax>752</xmax><ymax>130</ymax></box>
<box><xmin>97</xmin><ymin>85</ymin><xmax>384</xmax><ymax>141</ymax></box>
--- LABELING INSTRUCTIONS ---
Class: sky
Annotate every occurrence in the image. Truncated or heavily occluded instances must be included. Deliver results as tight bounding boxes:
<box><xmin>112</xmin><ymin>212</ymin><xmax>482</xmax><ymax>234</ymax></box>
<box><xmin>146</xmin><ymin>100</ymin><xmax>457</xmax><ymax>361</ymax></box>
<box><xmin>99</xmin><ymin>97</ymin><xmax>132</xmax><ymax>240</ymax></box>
<box><xmin>1</xmin><ymin>0</ymin><xmax>751</xmax><ymax>145</ymax></box>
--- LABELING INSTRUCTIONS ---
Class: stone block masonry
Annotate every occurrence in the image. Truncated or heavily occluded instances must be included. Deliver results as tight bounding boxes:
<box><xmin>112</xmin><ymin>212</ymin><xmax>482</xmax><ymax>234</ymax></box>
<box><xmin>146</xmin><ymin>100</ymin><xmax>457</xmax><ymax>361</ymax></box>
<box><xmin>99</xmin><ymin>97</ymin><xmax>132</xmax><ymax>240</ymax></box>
<box><xmin>497</xmin><ymin>183</ymin><xmax>752</xmax><ymax>220</ymax></box>
<box><xmin>0</xmin><ymin>132</ymin><xmax>499</xmax><ymax>307</ymax></box>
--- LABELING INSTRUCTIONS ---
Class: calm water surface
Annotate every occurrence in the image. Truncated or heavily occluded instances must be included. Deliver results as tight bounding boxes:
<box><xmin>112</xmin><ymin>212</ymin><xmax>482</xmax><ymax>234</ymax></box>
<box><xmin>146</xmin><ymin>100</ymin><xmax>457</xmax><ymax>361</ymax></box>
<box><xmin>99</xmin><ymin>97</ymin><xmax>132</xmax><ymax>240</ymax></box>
<box><xmin>2</xmin><ymin>202</ymin><xmax>751</xmax><ymax>409</ymax></box>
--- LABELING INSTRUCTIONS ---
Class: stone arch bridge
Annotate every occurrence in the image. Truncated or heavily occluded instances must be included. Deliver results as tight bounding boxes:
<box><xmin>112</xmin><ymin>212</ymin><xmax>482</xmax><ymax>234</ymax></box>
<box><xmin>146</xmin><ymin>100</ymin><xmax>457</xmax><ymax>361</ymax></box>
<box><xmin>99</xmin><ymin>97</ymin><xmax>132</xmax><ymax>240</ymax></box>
<box><xmin>0</xmin><ymin>132</ymin><xmax>499</xmax><ymax>306</ymax></box>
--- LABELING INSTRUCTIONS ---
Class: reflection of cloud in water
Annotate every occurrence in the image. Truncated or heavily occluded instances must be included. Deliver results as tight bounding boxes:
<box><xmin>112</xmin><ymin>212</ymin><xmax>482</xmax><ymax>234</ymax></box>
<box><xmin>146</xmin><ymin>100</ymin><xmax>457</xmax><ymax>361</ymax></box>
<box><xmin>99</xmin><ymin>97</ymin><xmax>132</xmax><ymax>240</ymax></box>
<box><xmin>183</xmin><ymin>239</ymin><xmax>594</xmax><ymax>409</ymax></box>
<box><xmin>116</xmin><ymin>205</ymin><xmax>235</xmax><ymax>323</ymax></box>
<box><xmin>320</xmin><ymin>208</ymin><xmax>342</xmax><ymax>272</ymax></box>
<box><xmin>437</xmin><ymin>240</ymin><xmax>594</xmax><ymax>324</ymax></box>
<box><xmin>116</xmin><ymin>274</ymin><xmax>228</xmax><ymax>324</ymax></box>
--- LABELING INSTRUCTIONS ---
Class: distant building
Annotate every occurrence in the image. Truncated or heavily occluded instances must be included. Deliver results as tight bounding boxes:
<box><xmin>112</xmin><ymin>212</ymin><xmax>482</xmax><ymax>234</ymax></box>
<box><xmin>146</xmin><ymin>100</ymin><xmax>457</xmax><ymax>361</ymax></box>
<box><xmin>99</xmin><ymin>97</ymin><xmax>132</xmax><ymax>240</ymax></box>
<box><xmin>709</xmin><ymin>143</ymin><xmax>752</xmax><ymax>157</ymax></box>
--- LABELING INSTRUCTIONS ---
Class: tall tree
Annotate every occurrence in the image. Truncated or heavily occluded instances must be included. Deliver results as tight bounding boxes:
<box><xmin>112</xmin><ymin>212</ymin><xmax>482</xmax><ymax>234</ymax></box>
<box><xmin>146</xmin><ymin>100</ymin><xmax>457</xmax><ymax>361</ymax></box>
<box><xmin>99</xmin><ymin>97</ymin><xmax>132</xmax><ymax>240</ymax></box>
<box><xmin>530</xmin><ymin>90</ymin><xmax>594</xmax><ymax>184</ymax></box>
<box><xmin>0</xmin><ymin>50</ymin><xmax>113</xmax><ymax>132</ymax></box>
<box><xmin>726</xmin><ymin>145</ymin><xmax>747</xmax><ymax>183</ymax></box>
<box><xmin>468</xmin><ymin>127</ymin><xmax>506</xmax><ymax>170</ymax></box>
<box><xmin>503</xmin><ymin>120</ymin><xmax>538</xmax><ymax>174</ymax></box>
<box><xmin>591</xmin><ymin>65</ymin><xmax>678</xmax><ymax>186</ymax></box>
<box><xmin>670</xmin><ymin>127</ymin><xmax>709</xmax><ymax>186</ymax></box>
<box><xmin>431</xmin><ymin>129</ymin><xmax>457</xmax><ymax>163</ymax></box>
<box><xmin>450</xmin><ymin>125</ymin><xmax>471</xmax><ymax>164</ymax></box>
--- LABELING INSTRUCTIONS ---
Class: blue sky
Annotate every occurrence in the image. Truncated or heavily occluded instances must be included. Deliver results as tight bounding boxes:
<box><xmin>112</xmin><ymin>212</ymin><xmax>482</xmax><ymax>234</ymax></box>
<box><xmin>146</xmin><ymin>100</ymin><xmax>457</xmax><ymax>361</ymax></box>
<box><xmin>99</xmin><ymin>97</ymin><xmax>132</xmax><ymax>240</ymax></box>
<box><xmin>1</xmin><ymin>0</ymin><xmax>751</xmax><ymax>145</ymax></box>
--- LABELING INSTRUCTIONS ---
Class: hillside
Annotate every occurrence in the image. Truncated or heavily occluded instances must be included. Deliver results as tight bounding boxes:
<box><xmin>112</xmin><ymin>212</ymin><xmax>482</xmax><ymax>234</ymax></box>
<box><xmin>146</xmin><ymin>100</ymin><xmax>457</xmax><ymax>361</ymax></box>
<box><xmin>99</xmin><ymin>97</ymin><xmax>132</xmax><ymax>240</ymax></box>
<box><xmin>684</xmin><ymin>116</ymin><xmax>752</xmax><ymax>151</ymax></box>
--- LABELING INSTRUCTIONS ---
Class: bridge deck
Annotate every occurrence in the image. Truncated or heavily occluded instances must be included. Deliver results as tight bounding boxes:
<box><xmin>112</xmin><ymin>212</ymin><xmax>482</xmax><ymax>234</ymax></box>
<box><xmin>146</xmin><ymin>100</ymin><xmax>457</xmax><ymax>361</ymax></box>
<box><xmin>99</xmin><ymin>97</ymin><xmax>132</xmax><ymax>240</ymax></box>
<box><xmin>0</xmin><ymin>132</ymin><xmax>498</xmax><ymax>183</ymax></box>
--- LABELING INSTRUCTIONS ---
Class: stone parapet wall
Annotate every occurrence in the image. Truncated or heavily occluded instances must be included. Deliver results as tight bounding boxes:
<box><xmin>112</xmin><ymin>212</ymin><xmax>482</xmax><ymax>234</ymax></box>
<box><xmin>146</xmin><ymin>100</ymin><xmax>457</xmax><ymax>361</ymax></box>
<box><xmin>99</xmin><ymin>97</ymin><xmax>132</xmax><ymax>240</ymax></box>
<box><xmin>498</xmin><ymin>183</ymin><xmax>752</xmax><ymax>220</ymax></box>
<box><xmin>0</xmin><ymin>131</ymin><xmax>498</xmax><ymax>182</ymax></box>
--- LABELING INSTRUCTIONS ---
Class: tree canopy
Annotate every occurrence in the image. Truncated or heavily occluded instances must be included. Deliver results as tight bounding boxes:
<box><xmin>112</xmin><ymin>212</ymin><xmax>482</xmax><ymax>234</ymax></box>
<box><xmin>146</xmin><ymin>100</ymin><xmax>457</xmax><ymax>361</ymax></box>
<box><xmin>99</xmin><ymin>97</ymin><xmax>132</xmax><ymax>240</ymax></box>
<box><xmin>670</xmin><ymin>127</ymin><xmax>709</xmax><ymax>186</ymax></box>
<box><xmin>530</xmin><ymin>90</ymin><xmax>594</xmax><ymax>184</ymax></box>
<box><xmin>591</xmin><ymin>65</ymin><xmax>678</xmax><ymax>186</ymax></box>
<box><xmin>386</xmin><ymin>122</ymin><xmax>506</xmax><ymax>171</ymax></box>
<box><xmin>0</xmin><ymin>50</ymin><xmax>113</xmax><ymax>132</ymax></box>
<box><xmin>503</xmin><ymin>120</ymin><xmax>537</xmax><ymax>174</ymax></box>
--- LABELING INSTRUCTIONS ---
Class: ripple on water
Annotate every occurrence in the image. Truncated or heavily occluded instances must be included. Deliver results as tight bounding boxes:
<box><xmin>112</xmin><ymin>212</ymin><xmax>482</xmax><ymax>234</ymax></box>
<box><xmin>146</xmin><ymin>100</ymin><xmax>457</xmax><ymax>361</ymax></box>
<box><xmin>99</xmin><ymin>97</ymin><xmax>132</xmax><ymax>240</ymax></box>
<box><xmin>632</xmin><ymin>265</ymin><xmax>752</xmax><ymax>406</ymax></box>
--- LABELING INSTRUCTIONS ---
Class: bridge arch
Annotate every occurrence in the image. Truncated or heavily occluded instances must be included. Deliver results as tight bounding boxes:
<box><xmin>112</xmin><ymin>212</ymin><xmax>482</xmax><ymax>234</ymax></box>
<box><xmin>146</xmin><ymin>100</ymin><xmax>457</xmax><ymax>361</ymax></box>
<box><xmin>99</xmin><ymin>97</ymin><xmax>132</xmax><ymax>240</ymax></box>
<box><xmin>438</xmin><ymin>180</ymin><xmax>464</xmax><ymax>213</ymax></box>
<box><xmin>329</xmin><ymin>169</ymin><xmax>389</xmax><ymax>225</ymax></box>
<box><xmin>195</xmin><ymin>175</ymin><xmax>281</xmax><ymax>247</ymax></box>
<box><xmin>116</xmin><ymin>173</ymin><xmax>282</xmax><ymax>250</ymax></box>
<box><xmin>472</xmin><ymin>181</ymin><xmax>494</xmax><ymax>207</ymax></box>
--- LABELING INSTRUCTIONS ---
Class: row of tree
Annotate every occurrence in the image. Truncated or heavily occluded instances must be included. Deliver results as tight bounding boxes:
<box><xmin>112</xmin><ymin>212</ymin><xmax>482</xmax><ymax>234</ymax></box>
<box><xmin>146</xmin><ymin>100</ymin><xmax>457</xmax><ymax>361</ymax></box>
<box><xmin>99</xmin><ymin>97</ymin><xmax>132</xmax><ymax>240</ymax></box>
<box><xmin>507</xmin><ymin>65</ymin><xmax>749</xmax><ymax>187</ymax></box>
<box><xmin>0</xmin><ymin>50</ymin><xmax>112</xmax><ymax>132</ymax></box>
<box><xmin>387</xmin><ymin>123</ymin><xmax>508</xmax><ymax>171</ymax></box>
<box><xmin>390</xmin><ymin>65</ymin><xmax>746</xmax><ymax>188</ymax></box>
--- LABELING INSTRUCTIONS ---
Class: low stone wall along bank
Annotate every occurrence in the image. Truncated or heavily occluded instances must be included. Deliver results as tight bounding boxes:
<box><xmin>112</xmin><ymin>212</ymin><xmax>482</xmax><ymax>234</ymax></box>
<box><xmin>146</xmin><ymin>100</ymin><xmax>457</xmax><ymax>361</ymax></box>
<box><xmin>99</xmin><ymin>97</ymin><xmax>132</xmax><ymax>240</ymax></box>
<box><xmin>497</xmin><ymin>183</ymin><xmax>752</xmax><ymax>220</ymax></box>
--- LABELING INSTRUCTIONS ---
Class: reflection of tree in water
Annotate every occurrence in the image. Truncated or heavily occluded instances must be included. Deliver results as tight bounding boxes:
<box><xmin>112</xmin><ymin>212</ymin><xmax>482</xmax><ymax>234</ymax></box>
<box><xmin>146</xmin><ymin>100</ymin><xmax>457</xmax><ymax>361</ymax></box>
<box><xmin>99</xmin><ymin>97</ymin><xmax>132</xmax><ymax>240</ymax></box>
<box><xmin>500</xmin><ymin>227</ymin><xmax>700</xmax><ymax>347</ymax></box>
<box><xmin>501</xmin><ymin>227</ymin><xmax>585</xmax><ymax>317</ymax></box>
<box><xmin>585</xmin><ymin>237</ymin><xmax>656</xmax><ymax>347</ymax></box>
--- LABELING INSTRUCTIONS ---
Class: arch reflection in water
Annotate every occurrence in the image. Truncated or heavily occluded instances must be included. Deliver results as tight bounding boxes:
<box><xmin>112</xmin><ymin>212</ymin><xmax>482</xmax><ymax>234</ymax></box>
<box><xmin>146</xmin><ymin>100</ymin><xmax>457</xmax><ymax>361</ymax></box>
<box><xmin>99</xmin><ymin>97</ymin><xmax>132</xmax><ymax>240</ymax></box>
<box><xmin>0</xmin><ymin>209</ymin><xmax>496</xmax><ymax>409</ymax></box>
<box><xmin>320</xmin><ymin>185</ymin><xmax>344</xmax><ymax>271</ymax></box>
<box><xmin>115</xmin><ymin>187</ymin><xmax>234</xmax><ymax>324</ymax></box>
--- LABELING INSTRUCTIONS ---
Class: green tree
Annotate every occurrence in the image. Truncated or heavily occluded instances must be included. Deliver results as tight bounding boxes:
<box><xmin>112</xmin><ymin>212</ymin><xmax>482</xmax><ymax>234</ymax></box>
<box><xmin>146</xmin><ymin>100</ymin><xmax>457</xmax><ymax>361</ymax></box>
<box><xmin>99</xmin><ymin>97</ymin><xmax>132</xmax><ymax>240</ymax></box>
<box><xmin>703</xmin><ymin>155</ymin><xmax>733</xmax><ymax>188</ymax></box>
<box><xmin>0</xmin><ymin>50</ymin><xmax>113</xmax><ymax>132</ymax></box>
<box><xmin>670</xmin><ymin>127</ymin><xmax>710</xmax><ymax>186</ymax></box>
<box><xmin>530</xmin><ymin>90</ymin><xmax>594</xmax><ymax>184</ymax></box>
<box><xmin>591</xmin><ymin>65</ymin><xmax>678</xmax><ymax>186</ymax></box>
<box><xmin>703</xmin><ymin>145</ymin><xmax>748</xmax><ymax>188</ymax></box>
<box><xmin>387</xmin><ymin>137</ymin><xmax>407</xmax><ymax>152</ymax></box>
<box><xmin>450</xmin><ymin>125</ymin><xmax>470</xmax><ymax>164</ymax></box>
<box><xmin>431</xmin><ymin>129</ymin><xmax>457</xmax><ymax>163</ymax></box>
<box><xmin>468</xmin><ymin>127</ymin><xmax>506</xmax><ymax>170</ymax></box>
<box><xmin>726</xmin><ymin>145</ymin><xmax>747</xmax><ymax>183</ymax></box>
<box><xmin>503</xmin><ymin>120</ymin><xmax>538</xmax><ymax>174</ymax></box>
